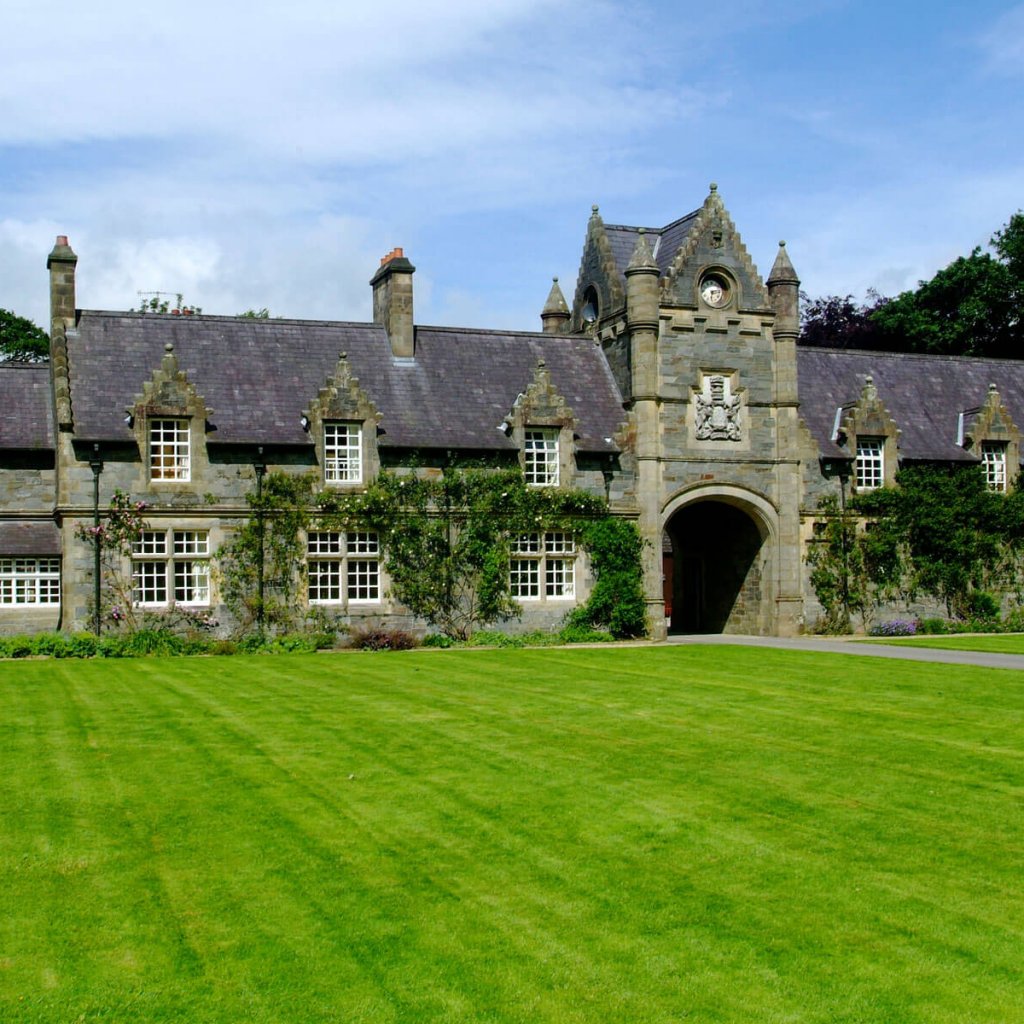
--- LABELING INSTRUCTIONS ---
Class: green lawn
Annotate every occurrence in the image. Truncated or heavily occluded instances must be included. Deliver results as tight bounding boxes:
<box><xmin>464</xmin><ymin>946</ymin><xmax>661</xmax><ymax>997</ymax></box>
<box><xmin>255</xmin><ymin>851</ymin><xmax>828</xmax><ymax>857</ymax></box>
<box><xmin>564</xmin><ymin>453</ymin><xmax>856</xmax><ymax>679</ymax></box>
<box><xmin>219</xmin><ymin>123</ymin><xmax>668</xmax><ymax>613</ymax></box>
<box><xmin>2</xmin><ymin>647</ymin><xmax>1022</xmax><ymax>1024</ymax></box>
<box><xmin>863</xmin><ymin>633</ymin><xmax>1024</xmax><ymax>655</ymax></box>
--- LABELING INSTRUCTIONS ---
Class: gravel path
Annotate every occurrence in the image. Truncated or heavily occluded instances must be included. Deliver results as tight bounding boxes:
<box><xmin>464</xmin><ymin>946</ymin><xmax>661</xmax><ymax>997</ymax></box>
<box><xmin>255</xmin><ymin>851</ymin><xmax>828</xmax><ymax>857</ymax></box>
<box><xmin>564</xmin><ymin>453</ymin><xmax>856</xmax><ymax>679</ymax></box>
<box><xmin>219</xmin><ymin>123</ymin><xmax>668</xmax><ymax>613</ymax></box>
<box><xmin>664</xmin><ymin>633</ymin><xmax>1024</xmax><ymax>671</ymax></box>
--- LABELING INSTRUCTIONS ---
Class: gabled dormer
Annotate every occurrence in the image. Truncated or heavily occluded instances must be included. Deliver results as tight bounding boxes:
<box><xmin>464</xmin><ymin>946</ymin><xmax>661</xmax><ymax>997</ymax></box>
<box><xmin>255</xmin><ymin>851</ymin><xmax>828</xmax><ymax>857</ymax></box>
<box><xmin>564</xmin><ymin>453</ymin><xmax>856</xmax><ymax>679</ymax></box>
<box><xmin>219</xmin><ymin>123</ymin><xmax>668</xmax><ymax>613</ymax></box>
<box><xmin>304</xmin><ymin>351</ymin><xmax>382</xmax><ymax>488</ymax></box>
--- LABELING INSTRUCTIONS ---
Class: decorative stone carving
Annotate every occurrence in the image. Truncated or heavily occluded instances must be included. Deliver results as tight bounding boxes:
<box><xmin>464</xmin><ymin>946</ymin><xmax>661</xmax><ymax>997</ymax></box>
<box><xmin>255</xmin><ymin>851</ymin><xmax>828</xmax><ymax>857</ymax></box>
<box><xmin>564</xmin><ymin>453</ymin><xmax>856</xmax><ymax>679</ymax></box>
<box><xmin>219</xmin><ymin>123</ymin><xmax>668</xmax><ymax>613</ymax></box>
<box><xmin>695</xmin><ymin>374</ymin><xmax>741</xmax><ymax>441</ymax></box>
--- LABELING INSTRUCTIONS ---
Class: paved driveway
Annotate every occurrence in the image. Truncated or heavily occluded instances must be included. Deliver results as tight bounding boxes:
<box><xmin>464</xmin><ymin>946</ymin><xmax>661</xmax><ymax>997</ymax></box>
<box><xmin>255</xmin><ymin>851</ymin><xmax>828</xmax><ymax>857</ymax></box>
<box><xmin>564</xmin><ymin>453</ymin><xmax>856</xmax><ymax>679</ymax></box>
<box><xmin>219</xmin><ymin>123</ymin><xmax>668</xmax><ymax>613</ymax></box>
<box><xmin>664</xmin><ymin>633</ymin><xmax>1024</xmax><ymax>671</ymax></box>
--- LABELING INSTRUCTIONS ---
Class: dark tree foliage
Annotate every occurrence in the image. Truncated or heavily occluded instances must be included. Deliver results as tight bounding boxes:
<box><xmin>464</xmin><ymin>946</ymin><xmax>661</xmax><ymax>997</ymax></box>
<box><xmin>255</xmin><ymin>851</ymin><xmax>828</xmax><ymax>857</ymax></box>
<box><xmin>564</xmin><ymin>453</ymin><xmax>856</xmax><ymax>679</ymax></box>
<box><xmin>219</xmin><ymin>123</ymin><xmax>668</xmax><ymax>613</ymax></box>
<box><xmin>798</xmin><ymin>290</ymin><xmax>890</xmax><ymax>349</ymax></box>
<box><xmin>869</xmin><ymin>212</ymin><xmax>1023</xmax><ymax>357</ymax></box>
<box><xmin>800</xmin><ymin>212</ymin><xmax>1024</xmax><ymax>358</ymax></box>
<box><xmin>0</xmin><ymin>308</ymin><xmax>49</xmax><ymax>362</ymax></box>
<box><xmin>859</xmin><ymin>465</ymin><xmax>1005</xmax><ymax>618</ymax></box>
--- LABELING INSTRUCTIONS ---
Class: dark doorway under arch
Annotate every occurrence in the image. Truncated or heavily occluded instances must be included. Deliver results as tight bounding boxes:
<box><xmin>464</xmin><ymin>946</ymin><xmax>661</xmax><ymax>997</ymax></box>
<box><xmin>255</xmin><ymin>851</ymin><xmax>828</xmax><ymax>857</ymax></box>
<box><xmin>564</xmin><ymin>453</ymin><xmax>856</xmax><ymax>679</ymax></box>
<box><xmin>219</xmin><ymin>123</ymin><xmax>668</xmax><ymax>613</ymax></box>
<box><xmin>664</xmin><ymin>501</ymin><xmax>765</xmax><ymax>633</ymax></box>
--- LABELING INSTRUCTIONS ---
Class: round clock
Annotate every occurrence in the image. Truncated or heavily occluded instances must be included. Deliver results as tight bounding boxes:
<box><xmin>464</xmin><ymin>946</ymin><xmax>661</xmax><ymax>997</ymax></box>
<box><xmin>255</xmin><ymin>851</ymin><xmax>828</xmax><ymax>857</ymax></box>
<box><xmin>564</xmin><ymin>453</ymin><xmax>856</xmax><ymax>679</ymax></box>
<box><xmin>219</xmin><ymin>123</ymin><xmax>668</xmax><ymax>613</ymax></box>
<box><xmin>700</xmin><ymin>275</ymin><xmax>730</xmax><ymax>308</ymax></box>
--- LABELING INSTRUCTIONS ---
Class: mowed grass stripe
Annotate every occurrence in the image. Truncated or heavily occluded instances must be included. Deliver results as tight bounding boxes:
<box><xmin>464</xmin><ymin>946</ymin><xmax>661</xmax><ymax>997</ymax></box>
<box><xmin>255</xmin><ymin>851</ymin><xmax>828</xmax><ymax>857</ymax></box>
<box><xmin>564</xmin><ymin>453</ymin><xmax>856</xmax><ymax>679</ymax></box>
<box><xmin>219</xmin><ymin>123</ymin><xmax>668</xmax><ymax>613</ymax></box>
<box><xmin>1</xmin><ymin>648</ymin><xmax>1022</xmax><ymax>1023</ymax></box>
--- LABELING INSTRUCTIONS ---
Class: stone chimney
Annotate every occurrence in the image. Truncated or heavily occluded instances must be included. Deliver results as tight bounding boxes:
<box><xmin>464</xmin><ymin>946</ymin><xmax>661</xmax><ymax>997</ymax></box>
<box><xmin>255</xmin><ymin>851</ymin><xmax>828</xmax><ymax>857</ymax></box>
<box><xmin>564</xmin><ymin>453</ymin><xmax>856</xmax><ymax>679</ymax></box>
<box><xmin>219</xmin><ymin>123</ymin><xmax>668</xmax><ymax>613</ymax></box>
<box><xmin>371</xmin><ymin>247</ymin><xmax>415</xmax><ymax>358</ymax></box>
<box><xmin>47</xmin><ymin>235</ymin><xmax>78</xmax><ymax>333</ymax></box>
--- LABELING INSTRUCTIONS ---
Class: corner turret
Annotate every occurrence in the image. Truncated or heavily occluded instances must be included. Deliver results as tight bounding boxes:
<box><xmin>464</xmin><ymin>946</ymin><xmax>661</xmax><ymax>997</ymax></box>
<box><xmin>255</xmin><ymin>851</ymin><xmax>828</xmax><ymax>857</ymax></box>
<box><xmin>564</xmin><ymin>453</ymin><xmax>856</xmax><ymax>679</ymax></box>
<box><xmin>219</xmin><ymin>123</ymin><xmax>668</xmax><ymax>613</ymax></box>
<box><xmin>540</xmin><ymin>277</ymin><xmax>570</xmax><ymax>334</ymax></box>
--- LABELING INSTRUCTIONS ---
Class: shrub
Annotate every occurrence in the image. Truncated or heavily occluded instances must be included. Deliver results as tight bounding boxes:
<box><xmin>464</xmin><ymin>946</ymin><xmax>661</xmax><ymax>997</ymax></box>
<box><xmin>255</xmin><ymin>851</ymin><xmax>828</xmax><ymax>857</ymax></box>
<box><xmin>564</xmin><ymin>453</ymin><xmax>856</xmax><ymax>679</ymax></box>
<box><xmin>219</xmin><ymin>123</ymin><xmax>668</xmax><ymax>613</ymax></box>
<box><xmin>64</xmin><ymin>633</ymin><xmax>100</xmax><ymax>658</ymax></box>
<box><xmin>465</xmin><ymin>631</ymin><xmax>524</xmax><ymax>648</ymax></box>
<box><xmin>30</xmin><ymin>633</ymin><xmax>66</xmax><ymax>657</ymax></box>
<box><xmin>119</xmin><ymin>629</ymin><xmax>186</xmax><ymax>657</ymax></box>
<box><xmin>423</xmin><ymin>633</ymin><xmax>455</xmax><ymax>648</ymax></box>
<box><xmin>917</xmin><ymin>617</ymin><xmax>952</xmax><ymax>634</ymax></box>
<box><xmin>966</xmin><ymin>590</ymin><xmax>1000</xmax><ymax>621</ymax></box>
<box><xmin>868</xmin><ymin>619</ymin><xmax>918</xmax><ymax>637</ymax></box>
<box><xmin>559</xmin><ymin>624</ymin><xmax>615</xmax><ymax>644</ymax></box>
<box><xmin>7</xmin><ymin>637</ymin><xmax>32</xmax><ymax>658</ymax></box>
<box><xmin>349</xmin><ymin>628</ymin><xmax>418</xmax><ymax>651</ymax></box>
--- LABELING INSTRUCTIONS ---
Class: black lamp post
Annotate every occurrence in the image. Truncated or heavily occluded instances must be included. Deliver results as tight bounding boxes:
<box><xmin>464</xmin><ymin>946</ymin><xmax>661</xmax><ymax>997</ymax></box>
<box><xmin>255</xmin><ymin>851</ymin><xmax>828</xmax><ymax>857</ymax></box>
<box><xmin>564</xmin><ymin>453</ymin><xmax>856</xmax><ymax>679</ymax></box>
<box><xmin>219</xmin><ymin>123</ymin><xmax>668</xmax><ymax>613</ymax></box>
<box><xmin>254</xmin><ymin>446</ymin><xmax>267</xmax><ymax>632</ymax></box>
<box><xmin>88</xmin><ymin>443</ymin><xmax>103</xmax><ymax>635</ymax></box>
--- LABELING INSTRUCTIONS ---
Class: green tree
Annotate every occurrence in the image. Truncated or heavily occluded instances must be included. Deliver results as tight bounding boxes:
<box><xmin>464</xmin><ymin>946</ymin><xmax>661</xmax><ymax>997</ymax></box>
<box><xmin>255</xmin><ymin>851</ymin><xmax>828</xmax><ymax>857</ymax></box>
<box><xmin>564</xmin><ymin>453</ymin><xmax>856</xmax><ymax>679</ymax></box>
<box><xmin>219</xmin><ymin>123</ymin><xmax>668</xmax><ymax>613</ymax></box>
<box><xmin>0</xmin><ymin>308</ymin><xmax>49</xmax><ymax>362</ymax></box>
<box><xmin>869</xmin><ymin>213</ymin><xmax>1023</xmax><ymax>358</ymax></box>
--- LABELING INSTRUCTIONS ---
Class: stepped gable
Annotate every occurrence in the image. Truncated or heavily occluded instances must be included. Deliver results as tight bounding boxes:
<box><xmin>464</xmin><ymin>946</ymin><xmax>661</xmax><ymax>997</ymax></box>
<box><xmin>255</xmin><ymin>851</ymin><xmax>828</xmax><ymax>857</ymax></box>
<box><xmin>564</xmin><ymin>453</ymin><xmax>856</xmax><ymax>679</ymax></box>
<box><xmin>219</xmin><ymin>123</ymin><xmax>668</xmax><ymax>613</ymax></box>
<box><xmin>65</xmin><ymin>312</ymin><xmax>625</xmax><ymax>453</ymax></box>
<box><xmin>797</xmin><ymin>347</ymin><xmax>1024</xmax><ymax>461</ymax></box>
<box><xmin>0</xmin><ymin>363</ymin><xmax>53</xmax><ymax>450</ymax></box>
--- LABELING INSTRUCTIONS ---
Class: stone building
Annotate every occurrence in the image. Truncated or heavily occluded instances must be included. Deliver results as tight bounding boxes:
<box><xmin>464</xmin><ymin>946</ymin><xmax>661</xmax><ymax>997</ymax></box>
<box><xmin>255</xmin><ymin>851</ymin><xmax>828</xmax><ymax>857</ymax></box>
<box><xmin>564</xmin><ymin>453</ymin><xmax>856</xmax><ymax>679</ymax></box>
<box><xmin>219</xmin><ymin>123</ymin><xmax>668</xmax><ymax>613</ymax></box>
<box><xmin>3</xmin><ymin>185</ymin><xmax>1022</xmax><ymax>637</ymax></box>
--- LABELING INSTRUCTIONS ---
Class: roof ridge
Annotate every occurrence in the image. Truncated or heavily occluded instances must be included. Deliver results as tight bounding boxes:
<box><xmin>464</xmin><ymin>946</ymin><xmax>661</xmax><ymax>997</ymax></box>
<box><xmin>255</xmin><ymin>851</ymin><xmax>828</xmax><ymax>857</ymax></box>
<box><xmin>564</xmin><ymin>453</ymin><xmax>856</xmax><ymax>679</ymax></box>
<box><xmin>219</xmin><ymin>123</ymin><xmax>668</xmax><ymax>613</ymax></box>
<box><xmin>78</xmin><ymin>310</ymin><xmax>384</xmax><ymax>330</ymax></box>
<box><xmin>603</xmin><ymin>208</ymin><xmax>701</xmax><ymax>235</ymax></box>
<box><xmin>800</xmin><ymin>346</ymin><xmax>1024</xmax><ymax>367</ymax></box>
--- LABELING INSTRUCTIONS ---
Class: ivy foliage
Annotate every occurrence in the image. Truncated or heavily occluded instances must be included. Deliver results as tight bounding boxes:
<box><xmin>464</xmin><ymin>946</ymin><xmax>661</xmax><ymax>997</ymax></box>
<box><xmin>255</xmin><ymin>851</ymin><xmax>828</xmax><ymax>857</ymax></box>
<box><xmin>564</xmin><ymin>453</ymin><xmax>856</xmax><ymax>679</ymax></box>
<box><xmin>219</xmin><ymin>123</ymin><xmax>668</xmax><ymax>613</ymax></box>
<box><xmin>808</xmin><ymin>465</ymin><xmax>1024</xmax><ymax>630</ymax></box>
<box><xmin>319</xmin><ymin>466</ymin><xmax>645</xmax><ymax>640</ymax></box>
<box><xmin>217</xmin><ymin>471</ymin><xmax>316</xmax><ymax>632</ymax></box>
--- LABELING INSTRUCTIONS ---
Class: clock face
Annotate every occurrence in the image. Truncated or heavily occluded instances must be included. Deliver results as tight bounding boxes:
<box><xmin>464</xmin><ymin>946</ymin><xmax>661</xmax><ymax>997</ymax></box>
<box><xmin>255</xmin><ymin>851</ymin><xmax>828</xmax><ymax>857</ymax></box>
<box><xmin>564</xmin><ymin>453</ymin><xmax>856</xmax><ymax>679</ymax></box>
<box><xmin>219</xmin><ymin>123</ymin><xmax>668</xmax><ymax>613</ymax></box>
<box><xmin>700</xmin><ymin>275</ymin><xmax>729</xmax><ymax>308</ymax></box>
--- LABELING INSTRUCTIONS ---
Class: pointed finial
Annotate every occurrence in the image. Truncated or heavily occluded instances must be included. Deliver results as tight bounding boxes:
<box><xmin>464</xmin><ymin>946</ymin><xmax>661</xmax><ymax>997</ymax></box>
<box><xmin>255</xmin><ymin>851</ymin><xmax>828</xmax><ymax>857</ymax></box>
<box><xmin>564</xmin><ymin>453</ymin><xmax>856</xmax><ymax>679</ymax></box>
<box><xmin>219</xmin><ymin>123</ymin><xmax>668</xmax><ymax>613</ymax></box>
<box><xmin>541</xmin><ymin>277</ymin><xmax>570</xmax><ymax>323</ymax></box>
<box><xmin>768</xmin><ymin>238</ymin><xmax>799</xmax><ymax>286</ymax></box>
<box><xmin>626</xmin><ymin>228</ymin><xmax>659</xmax><ymax>274</ymax></box>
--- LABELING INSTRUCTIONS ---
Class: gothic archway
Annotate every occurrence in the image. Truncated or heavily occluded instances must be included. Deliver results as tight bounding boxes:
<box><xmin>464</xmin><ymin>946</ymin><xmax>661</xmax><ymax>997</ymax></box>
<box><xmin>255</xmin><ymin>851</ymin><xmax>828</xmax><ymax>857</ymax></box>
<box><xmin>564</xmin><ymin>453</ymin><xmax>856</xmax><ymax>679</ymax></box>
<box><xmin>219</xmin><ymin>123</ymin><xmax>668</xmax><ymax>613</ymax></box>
<box><xmin>662</xmin><ymin>490</ymin><xmax>775</xmax><ymax>634</ymax></box>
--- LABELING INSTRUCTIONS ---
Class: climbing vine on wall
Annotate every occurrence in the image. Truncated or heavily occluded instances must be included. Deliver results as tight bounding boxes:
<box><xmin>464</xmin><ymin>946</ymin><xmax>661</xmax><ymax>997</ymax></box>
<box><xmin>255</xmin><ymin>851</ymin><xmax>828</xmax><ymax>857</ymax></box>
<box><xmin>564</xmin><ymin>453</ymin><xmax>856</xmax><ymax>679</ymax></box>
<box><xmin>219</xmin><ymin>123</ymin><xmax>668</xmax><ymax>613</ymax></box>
<box><xmin>319</xmin><ymin>467</ymin><xmax>646</xmax><ymax>640</ymax></box>
<box><xmin>217</xmin><ymin>471</ymin><xmax>316</xmax><ymax>633</ymax></box>
<box><xmin>807</xmin><ymin>464</ymin><xmax>1024</xmax><ymax>629</ymax></box>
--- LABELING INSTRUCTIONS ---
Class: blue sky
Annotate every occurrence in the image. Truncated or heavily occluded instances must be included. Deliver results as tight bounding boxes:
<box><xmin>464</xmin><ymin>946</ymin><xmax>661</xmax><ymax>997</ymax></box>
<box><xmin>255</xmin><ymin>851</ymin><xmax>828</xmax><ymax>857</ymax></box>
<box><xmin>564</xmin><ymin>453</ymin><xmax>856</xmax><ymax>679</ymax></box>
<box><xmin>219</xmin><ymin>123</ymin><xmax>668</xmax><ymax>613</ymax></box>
<box><xmin>1</xmin><ymin>0</ymin><xmax>1022</xmax><ymax>332</ymax></box>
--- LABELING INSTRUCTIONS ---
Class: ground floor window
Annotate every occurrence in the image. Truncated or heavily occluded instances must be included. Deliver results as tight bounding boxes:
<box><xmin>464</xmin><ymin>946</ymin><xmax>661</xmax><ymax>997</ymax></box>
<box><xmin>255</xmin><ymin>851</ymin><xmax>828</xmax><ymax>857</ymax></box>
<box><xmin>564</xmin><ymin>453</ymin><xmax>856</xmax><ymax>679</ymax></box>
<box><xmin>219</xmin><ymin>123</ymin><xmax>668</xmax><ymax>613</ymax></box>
<box><xmin>132</xmin><ymin>529</ymin><xmax>210</xmax><ymax>606</ymax></box>
<box><xmin>510</xmin><ymin>532</ymin><xmax>576</xmax><ymax>600</ymax></box>
<box><xmin>307</xmin><ymin>531</ymin><xmax>380</xmax><ymax>604</ymax></box>
<box><xmin>0</xmin><ymin>557</ymin><xmax>60</xmax><ymax>605</ymax></box>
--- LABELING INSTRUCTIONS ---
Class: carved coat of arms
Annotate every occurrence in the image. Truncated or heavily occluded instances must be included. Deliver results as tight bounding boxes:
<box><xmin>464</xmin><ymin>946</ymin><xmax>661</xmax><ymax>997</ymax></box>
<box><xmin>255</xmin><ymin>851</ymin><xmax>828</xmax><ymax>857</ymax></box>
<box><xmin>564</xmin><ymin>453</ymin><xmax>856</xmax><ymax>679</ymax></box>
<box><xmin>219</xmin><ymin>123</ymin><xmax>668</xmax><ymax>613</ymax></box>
<box><xmin>695</xmin><ymin>375</ymin><xmax>741</xmax><ymax>441</ymax></box>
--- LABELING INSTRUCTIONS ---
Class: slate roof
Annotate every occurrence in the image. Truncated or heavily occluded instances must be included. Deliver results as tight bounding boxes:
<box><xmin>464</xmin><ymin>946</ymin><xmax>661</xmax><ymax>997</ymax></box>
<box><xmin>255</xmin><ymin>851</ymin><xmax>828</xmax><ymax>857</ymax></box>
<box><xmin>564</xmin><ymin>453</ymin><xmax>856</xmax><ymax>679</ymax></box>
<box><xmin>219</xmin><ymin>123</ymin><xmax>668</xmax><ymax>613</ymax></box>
<box><xmin>0</xmin><ymin>520</ymin><xmax>61</xmax><ymax>555</ymax></box>
<box><xmin>797</xmin><ymin>347</ymin><xmax>1024</xmax><ymax>462</ymax></box>
<box><xmin>604</xmin><ymin>210</ymin><xmax>701</xmax><ymax>280</ymax></box>
<box><xmin>0</xmin><ymin>363</ymin><xmax>53</xmax><ymax>450</ymax></box>
<box><xmin>66</xmin><ymin>312</ymin><xmax>626</xmax><ymax>452</ymax></box>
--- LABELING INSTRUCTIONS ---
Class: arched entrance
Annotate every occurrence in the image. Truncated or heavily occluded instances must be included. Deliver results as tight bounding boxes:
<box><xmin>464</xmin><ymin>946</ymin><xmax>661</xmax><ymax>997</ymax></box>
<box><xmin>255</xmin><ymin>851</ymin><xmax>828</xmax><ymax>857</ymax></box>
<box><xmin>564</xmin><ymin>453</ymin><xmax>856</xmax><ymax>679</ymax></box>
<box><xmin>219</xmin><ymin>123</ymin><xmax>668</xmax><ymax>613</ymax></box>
<box><xmin>663</xmin><ymin>492</ymin><xmax>774</xmax><ymax>634</ymax></box>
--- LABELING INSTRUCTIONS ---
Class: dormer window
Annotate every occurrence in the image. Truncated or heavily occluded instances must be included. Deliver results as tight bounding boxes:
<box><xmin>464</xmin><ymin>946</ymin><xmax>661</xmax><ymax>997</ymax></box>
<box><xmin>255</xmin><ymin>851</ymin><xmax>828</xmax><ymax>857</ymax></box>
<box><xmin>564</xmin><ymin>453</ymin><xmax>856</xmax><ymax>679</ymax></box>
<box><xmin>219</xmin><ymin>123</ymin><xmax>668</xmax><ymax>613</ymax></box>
<box><xmin>324</xmin><ymin>423</ymin><xmax>362</xmax><ymax>484</ymax></box>
<box><xmin>524</xmin><ymin>428</ymin><xmax>559</xmax><ymax>487</ymax></box>
<box><xmin>150</xmin><ymin>419</ymin><xmax>190</xmax><ymax>481</ymax></box>
<box><xmin>981</xmin><ymin>441</ymin><xmax>1008</xmax><ymax>492</ymax></box>
<box><xmin>855</xmin><ymin>437</ymin><xmax>884</xmax><ymax>490</ymax></box>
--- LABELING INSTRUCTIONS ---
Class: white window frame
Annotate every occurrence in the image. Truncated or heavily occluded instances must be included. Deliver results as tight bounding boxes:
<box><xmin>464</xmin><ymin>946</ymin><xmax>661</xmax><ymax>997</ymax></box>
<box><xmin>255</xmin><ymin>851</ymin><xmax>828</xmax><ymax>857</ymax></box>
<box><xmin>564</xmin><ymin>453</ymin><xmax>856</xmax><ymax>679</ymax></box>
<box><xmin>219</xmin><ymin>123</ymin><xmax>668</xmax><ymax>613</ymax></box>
<box><xmin>981</xmin><ymin>441</ymin><xmax>1008</xmax><ymax>492</ymax></box>
<box><xmin>524</xmin><ymin>428</ymin><xmax>559</xmax><ymax>487</ymax></box>
<box><xmin>132</xmin><ymin>529</ymin><xmax>210</xmax><ymax>607</ymax></box>
<box><xmin>0</xmin><ymin>557</ymin><xmax>61</xmax><ymax>606</ymax></box>
<box><xmin>307</xmin><ymin>531</ymin><xmax>380</xmax><ymax>605</ymax></box>
<box><xmin>855</xmin><ymin>437</ymin><xmax>884</xmax><ymax>490</ymax></box>
<box><xmin>510</xmin><ymin>532</ymin><xmax>576</xmax><ymax>601</ymax></box>
<box><xmin>150</xmin><ymin>418</ymin><xmax>191</xmax><ymax>482</ymax></box>
<box><xmin>324</xmin><ymin>423</ymin><xmax>363</xmax><ymax>484</ymax></box>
